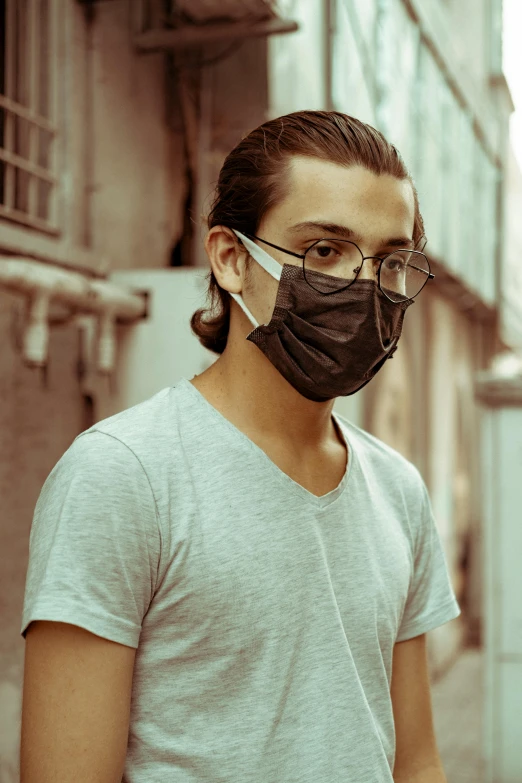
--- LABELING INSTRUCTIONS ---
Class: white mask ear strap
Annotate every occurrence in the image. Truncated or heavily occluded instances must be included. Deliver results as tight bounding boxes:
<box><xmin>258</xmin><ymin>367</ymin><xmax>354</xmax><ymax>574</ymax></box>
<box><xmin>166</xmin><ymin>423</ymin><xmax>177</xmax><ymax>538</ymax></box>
<box><xmin>233</xmin><ymin>229</ymin><xmax>283</xmax><ymax>281</ymax></box>
<box><xmin>229</xmin><ymin>292</ymin><xmax>259</xmax><ymax>328</ymax></box>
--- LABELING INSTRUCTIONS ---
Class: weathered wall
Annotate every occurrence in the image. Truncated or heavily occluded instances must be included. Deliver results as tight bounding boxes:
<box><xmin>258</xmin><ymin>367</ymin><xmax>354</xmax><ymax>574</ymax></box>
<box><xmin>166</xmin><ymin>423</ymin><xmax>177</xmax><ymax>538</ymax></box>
<box><xmin>0</xmin><ymin>2</ymin><xmax>187</xmax><ymax>779</ymax></box>
<box><xmin>86</xmin><ymin>2</ymin><xmax>187</xmax><ymax>268</ymax></box>
<box><xmin>192</xmin><ymin>36</ymin><xmax>270</xmax><ymax>266</ymax></box>
<box><xmin>63</xmin><ymin>1</ymin><xmax>188</xmax><ymax>267</ymax></box>
<box><xmin>502</xmin><ymin>146</ymin><xmax>522</xmax><ymax>348</ymax></box>
<box><xmin>0</xmin><ymin>289</ymin><xmax>88</xmax><ymax>783</ymax></box>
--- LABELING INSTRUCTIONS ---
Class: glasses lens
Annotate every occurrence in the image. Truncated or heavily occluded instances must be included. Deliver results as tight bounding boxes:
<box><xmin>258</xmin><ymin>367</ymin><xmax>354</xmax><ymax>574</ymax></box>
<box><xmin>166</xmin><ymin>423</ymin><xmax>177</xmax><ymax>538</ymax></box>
<box><xmin>380</xmin><ymin>250</ymin><xmax>430</xmax><ymax>302</ymax></box>
<box><xmin>304</xmin><ymin>240</ymin><xmax>362</xmax><ymax>293</ymax></box>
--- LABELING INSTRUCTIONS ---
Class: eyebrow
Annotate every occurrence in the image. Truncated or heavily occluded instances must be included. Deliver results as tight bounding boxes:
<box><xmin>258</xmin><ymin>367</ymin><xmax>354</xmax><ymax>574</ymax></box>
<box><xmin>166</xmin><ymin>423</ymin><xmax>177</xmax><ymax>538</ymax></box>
<box><xmin>288</xmin><ymin>221</ymin><xmax>415</xmax><ymax>249</ymax></box>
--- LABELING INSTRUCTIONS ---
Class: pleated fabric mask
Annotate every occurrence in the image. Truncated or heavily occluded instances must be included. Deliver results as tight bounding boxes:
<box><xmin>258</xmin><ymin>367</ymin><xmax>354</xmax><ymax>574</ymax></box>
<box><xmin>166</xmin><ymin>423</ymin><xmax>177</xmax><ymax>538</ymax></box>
<box><xmin>229</xmin><ymin>230</ymin><xmax>413</xmax><ymax>402</ymax></box>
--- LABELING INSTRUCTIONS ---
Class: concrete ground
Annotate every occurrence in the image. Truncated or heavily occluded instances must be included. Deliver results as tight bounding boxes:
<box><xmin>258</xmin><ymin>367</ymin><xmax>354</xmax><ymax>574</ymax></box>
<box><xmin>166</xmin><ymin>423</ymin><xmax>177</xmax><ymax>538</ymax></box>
<box><xmin>431</xmin><ymin>646</ymin><xmax>486</xmax><ymax>783</ymax></box>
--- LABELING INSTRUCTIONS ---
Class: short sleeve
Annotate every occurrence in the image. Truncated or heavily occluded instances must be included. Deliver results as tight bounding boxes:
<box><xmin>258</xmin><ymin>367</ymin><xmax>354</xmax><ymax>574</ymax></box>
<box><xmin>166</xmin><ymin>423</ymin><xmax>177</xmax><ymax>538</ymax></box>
<box><xmin>396</xmin><ymin>480</ymin><xmax>461</xmax><ymax>642</ymax></box>
<box><xmin>20</xmin><ymin>430</ymin><xmax>161</xmax><ymax>649</ymax></box>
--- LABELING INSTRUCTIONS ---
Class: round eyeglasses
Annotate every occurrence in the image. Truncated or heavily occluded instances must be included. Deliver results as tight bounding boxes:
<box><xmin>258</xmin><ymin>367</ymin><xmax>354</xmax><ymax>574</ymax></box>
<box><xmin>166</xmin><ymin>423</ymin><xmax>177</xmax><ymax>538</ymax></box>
<box><xmin>245</xmin><ymin>234</ymin><xmax>434</xmax><ymax>303</ymax></box>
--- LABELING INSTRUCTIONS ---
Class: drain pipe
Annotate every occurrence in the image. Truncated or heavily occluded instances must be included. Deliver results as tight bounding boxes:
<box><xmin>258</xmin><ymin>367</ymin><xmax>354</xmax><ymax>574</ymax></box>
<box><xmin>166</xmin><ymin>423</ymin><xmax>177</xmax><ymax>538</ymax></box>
<box><xmin>0</xmin><ymin>257</ymin><xmax>147</xmax><ymax>371</ymax></box>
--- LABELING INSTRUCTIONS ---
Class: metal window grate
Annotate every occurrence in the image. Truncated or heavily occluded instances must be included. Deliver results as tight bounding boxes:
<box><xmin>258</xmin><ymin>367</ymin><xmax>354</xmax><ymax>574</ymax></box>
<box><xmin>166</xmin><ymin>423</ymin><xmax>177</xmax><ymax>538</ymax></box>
<box><xmin>0</xmin><ymin>0</ymin><xmax>60</xmax><ymax>233</ymax></box>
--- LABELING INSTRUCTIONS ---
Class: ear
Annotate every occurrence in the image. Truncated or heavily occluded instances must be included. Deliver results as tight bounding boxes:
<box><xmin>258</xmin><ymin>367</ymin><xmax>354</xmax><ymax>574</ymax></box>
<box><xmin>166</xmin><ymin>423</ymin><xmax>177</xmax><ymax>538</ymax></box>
<box><xmin>204</xmin><ymin>226</ymin><xmax>249</xmax><ymax>294</ymax></box>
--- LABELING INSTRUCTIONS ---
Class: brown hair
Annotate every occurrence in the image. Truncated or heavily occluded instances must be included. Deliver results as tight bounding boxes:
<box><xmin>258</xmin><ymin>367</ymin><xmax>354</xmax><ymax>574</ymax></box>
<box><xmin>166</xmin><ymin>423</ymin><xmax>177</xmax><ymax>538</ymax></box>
<box><xmin>190</xmin><ymin>110</ymin><xmax>425</xmax><ymax>354</ymax></box>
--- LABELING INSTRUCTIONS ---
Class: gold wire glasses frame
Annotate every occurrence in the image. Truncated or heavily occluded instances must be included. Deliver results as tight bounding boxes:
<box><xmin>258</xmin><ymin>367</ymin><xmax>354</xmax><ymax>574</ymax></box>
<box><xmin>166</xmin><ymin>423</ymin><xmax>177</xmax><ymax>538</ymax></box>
<box><xmin>244</xmin><ymin>233</ymin><xmax>434</xmax><ymax>303</ymax></box>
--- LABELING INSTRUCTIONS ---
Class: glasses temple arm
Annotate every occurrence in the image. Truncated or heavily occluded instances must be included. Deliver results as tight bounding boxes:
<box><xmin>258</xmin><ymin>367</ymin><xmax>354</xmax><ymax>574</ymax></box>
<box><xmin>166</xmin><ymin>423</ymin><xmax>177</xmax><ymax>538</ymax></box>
<box><xmin>409</xmin><ymin>264</ymin><xmax>433</xmax><ymax>276</ymax></box>
<box><xmin>247</xmin><ymin>234</ymin><xmax>304</xmax><ymax>260</ymax></box>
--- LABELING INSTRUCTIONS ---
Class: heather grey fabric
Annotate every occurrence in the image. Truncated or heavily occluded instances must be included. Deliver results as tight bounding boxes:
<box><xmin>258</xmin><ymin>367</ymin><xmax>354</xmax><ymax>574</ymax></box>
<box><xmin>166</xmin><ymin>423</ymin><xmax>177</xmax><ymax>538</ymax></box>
<box><xmin>21</xmin><ymin>377</ymin><xmax>460</xmax><ymax>783</ymax></box>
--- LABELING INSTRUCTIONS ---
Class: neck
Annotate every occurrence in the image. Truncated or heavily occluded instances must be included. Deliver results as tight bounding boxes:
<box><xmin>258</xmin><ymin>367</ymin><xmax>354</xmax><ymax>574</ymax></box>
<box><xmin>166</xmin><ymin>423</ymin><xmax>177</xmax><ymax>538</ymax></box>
<box><xmin>190</xmin><ymin>319</ymin><xmax>338</xmax><ymax>453</ymax></box>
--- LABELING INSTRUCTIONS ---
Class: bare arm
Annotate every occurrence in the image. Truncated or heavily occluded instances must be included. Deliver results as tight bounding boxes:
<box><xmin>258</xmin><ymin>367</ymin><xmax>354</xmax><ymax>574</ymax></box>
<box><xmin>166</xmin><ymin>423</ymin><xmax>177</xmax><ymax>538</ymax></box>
<box><xmin>20</xmin><ymin>621</ymin><xmax>137</xmax><ymax>783</ymax></box>
<box><xmin>391</xmin><ymin>634</ymin><xmax>447</xmax><ymax>782</ymax></box>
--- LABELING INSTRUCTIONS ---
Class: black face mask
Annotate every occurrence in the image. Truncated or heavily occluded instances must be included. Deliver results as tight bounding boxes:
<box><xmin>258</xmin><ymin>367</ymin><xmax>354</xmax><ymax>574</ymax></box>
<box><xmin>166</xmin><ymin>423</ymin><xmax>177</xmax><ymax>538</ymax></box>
<box><xmin>230</xmin><ymin>230</ymin><xmax>414</xmax><ymax>403</ymax></box>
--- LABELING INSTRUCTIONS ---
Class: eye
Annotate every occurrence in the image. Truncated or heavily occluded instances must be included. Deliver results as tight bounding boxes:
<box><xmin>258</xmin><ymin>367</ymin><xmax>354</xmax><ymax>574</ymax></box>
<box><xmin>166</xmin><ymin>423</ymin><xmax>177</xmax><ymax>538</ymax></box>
<box><xmin>383</xmin><ymin>253</ymin><xmax>409</xmax><ymax>274</ymax></box>
<box><xmin>307</xmin><ymin>241</ymin><xmax>341</xmax><ymax>260</ymax></box>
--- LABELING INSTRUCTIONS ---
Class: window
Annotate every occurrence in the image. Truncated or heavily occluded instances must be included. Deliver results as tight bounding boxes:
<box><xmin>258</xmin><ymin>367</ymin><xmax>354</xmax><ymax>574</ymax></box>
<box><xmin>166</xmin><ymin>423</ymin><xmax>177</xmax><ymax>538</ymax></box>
<box><xmin>0</xmin><ymin>0</ymin><xmax>59</xmax><ymax>233</ymax></box>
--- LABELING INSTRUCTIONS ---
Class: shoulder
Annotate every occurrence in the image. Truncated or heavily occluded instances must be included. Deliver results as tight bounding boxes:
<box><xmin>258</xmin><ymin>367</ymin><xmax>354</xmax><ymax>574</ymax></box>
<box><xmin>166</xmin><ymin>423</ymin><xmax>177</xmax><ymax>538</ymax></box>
<box><xmin>38</xmin><ymin>386</ymin><xmax>180</xmax><ymax>511</ymax></box>
<box><xmin>334</xmin><ymin>412</ymin><xmax>426</xmax><ymax>504</ymax></box>
<box><xmin>82</xmin><ymin>385</ymin><xmax>172</xmax><ymax>443</ymax></box>
<box><xmin>73</xmin><ymin>385</ymin><xmax>180</xmax><ymax>468</ymax></box>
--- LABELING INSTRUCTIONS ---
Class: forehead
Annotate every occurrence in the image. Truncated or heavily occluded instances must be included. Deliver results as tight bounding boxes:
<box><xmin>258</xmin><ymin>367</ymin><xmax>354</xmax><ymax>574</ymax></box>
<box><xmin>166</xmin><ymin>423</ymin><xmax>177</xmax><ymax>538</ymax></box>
<box><xmin>275</xmin><ymin>156</ymin><xmax>415</xmax><ymax>237</ymax></box>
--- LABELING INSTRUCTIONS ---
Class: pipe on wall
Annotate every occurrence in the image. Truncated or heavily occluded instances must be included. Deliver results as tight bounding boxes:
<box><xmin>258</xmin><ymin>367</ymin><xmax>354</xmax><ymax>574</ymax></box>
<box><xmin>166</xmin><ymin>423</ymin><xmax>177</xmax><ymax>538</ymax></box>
<box><xmin>0</xmin><ymin>257</ymin><xmax>147</xmax><ymax>371</ymax></box>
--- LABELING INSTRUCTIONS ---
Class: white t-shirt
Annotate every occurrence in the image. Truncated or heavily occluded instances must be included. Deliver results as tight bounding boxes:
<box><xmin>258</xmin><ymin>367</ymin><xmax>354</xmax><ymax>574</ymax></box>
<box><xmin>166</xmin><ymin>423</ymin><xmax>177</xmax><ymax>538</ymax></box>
<box><xmin>21</xmin><ymin>377</ymin><xmax>461</xmax><ymax>783</ymax></box>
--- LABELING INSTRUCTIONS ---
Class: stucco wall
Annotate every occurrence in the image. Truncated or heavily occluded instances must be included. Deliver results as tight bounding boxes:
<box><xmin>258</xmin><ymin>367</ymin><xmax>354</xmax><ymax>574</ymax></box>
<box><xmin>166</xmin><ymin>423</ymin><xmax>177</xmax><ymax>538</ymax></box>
<box><xmin>0</xmin><ymin>3</ymin><xmax>188</xmax><ymax>780</ymax></box>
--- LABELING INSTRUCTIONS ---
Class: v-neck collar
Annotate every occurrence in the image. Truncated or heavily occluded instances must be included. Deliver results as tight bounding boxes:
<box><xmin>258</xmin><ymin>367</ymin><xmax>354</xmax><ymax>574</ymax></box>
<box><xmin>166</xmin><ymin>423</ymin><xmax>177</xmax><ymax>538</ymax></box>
<box><xmin>176</xmin><ymin>377</ymin><xmax>353</xmax><ymax>510</ymax></box>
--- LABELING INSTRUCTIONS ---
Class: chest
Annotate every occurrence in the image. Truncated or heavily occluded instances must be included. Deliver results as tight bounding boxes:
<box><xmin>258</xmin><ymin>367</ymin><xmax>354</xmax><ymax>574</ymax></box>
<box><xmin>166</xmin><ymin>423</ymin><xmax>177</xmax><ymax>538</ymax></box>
<box><xmin>154</xmin><ymin>468</ymin><xmax>413</xmax><ymax>662</ymax></box>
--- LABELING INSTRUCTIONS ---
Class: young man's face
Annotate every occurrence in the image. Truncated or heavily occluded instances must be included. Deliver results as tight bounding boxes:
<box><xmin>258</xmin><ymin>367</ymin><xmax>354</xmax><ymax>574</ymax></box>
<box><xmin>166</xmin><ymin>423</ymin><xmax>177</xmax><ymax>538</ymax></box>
<box><xmin>243</xmin><ymin>156</ymin><xmax>416</xmax><ymax>326</ymax></box>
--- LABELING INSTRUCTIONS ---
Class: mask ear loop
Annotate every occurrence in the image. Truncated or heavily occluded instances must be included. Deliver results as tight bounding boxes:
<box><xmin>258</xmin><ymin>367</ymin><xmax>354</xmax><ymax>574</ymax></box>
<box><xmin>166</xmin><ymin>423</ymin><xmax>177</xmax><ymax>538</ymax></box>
<box><xmin>229</xmin><ymin>229</ymin><xmax>285</xmax><ymax>329</ymax></box>
<box><xmin>229</xmin><ymin>291</ymin><xmax>259</xmax><ymax>328</ymax></box>
<box><xmin>233</xmin><ymin>230</ymin><xmax>283</xmax><ymax>281</ymax></box>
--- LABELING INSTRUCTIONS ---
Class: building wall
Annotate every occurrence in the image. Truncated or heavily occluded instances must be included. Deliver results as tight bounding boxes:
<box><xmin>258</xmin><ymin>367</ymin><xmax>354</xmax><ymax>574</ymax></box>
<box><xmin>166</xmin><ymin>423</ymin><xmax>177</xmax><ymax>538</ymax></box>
<box><xmin>0</xmin><ymin>287</ymin><xmax>89</xmax><ymax>783</ymax></box>
<box><xmin>502</xmin><ymin>145</ymin><xmax>522</xmax><ymax>347</ymax></box>
<box><xmin>441</xmin><ymin>0</ymin><xmax>502</xmax><ymax>93</ymax></box>
<box><xmin>193</xmin><ymin>36</ymin><xmax>270</xmax><ymax>266</ymax></box>
<box><xmin>269</xmin><ymin>0</ymin><xmax>328</xmax><ymax>115</ymax></box>
<box><xmin>85</xmin><ymin>2</ymin><xmax>187</xmax><ymax>268</ymax></box>
<box><xmin>0</xmin><ymin>2</ymin><xmax>188</xmax><ymax>779</ymax></box>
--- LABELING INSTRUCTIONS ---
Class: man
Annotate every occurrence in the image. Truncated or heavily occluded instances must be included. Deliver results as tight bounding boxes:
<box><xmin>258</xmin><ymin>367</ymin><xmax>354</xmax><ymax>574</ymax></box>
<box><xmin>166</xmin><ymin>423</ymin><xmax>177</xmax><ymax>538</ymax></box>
<box><xmin>20</xmin><ymin>111</ymin><xmax>460</xmax><ymax>783</ymax></box>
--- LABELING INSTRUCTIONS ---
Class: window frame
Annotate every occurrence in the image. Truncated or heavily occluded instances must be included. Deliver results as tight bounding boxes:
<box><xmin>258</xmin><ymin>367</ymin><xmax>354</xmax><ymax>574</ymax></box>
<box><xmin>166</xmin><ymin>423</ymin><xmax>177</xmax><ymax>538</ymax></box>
<box><xmin>0</xmin><ymin>0</ymin><xmax>62</xmax><ymax>235</ymax></box>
